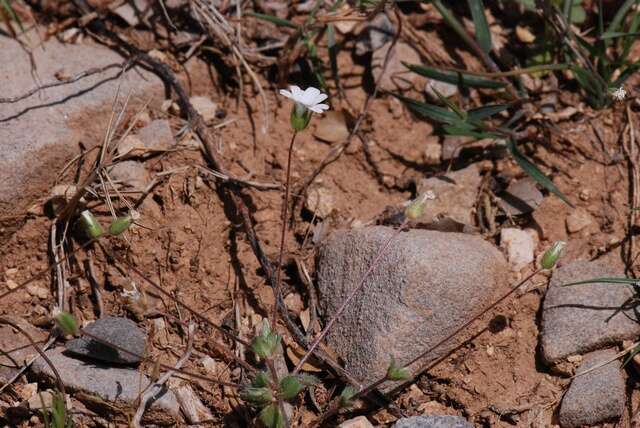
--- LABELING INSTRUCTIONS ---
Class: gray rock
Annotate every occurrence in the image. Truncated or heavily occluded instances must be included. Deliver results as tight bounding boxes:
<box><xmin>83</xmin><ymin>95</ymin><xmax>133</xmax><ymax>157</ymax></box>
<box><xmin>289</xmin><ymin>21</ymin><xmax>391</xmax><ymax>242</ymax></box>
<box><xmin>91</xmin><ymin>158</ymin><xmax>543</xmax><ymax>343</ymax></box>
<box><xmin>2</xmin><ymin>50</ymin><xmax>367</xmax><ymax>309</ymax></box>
<box><xmin>31</xmin><ymin>348</ymin><xmax>179</xmax><ymax>416</ymax></box>
<box><xmin>355</xmin><ymin>13</ymin><xmax>395</xmax><ymax>55</ymax></box>
<box><xmin>0</xmin><ymin>316</ymin><xmax>48</xmax><ymax>384</ymax></box>
<box><xmin>109</xmin><ymin>160</ymin><xmax>150</xmax><ymax>190</ymax></box>
<box><xmin>65</xmin><ymin>316</ymin><xmax>146</xmax><ymax>364</ymax></box>
<box><xmin>541</xmin><ymin>261</ymin><xmax>640</xmax><ymax>364</ymax></box>
<box><xmin>415</xmin><ymin>164</ymin><xmax>482</xmax><ymax>226</ymax></box>
<box><xmin>0</xmin><ymin>30</ymin><xmax>161</xmax><ymax>217</ymax></box>
<box><xmin>558</xmin><ymin>349</ymin><xmax>625</xmax><ymax>428</ymax></box>
<box><xmin>498</xmin><ymin>177</ymin><xmax>544</xmax><ymax>216</ymax></box>
<box><xmin>393</xmin><ymin>415</ymin><xmax>473</xmax><ymax>428</ymax></box>
<box><xmin>136</xmin><ymin>119</ymin><xmax>174</xmax><ymax>151</ymax></box>
<box><xmin>317</xmin><ymin>226</ymin><xmax>508</xmax><ymax>388</ymax></box>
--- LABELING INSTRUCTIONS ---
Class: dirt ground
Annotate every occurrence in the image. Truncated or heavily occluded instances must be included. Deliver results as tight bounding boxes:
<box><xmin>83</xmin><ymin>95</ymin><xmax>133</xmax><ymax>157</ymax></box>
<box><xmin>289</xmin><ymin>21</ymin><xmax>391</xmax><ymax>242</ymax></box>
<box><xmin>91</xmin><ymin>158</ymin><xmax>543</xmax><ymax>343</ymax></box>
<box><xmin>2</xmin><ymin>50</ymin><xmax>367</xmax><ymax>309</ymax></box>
<box><xmin>3</xmin><ymin>2</ymin><xmax>640</xmax><ymax>427</ymax></box>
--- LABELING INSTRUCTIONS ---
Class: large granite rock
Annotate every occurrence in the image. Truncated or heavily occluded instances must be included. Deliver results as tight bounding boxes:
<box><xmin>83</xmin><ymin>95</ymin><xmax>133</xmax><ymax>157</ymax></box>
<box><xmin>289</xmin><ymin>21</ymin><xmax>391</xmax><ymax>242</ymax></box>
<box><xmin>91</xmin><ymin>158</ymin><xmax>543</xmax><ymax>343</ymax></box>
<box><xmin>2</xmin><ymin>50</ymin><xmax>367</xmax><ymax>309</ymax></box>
<box><xmin>558</xmin><ymin>349</ymin><xmax>625</xmax><ymax>427</ymax></box>
<box><xmin>317</xmin><ymin>226</ymin><xmax>508</xmax><ymax>388</ymax></box>
<box><xmin>541</xmin><ymin>260</ymin><xmax>640</xmax><ymax>364</ymax></box>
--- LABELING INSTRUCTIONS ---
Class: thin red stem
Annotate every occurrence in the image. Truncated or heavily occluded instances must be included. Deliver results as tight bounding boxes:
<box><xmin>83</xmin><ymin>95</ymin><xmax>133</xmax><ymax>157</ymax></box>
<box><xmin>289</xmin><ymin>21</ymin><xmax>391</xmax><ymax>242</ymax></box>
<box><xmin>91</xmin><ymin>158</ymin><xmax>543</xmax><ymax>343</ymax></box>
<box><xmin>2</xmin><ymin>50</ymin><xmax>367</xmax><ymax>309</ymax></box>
<box><xmin>272</xmin><ymin>132</ymin><xmax>298</xmax><ymax>327</ymax></box>
<box><xmin>293</xmin><ymin>220</ymin><xmax>409</xmax><ymax>374</ymax></box>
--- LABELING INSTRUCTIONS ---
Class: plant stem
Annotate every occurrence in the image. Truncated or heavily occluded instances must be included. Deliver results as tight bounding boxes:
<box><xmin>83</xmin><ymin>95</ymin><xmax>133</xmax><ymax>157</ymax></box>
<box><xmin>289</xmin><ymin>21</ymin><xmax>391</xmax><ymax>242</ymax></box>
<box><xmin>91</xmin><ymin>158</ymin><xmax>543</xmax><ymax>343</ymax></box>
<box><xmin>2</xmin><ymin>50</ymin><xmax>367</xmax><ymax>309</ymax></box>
<box><xmin>293</xmin><ymin>220</ymin><xmax>409</xmax><ymax>375</ymax></box>
<box><xmin>272</xmin><ymin>131</ymin><xmax>298</xmax><ymax>327</ymax></box>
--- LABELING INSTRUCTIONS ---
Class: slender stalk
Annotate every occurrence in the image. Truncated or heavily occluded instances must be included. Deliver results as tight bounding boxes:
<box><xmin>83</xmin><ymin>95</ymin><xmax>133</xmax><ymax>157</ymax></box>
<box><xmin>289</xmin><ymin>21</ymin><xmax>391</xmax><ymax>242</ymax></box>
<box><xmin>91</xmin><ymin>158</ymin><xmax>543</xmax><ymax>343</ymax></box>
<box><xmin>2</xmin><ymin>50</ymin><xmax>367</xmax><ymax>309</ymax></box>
<box><xmin>293</xmin><ymin>220</ymin><xmax>409</xmax><ymax>375</ymax></box>
<box><xmin>272</xmin><ymin>131</ymin><xmax>298</xmax><ymax>327</ymax></box>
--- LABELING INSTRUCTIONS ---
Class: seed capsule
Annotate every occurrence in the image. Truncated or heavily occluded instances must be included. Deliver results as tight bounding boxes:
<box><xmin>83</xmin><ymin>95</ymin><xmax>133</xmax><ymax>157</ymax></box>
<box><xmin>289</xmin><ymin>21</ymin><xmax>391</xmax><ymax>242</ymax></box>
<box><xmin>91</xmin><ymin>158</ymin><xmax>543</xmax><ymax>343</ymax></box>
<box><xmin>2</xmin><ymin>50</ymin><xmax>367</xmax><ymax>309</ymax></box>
<box><xmin>79</xmin><ymin>210</ymin><xmax>103</xmax><ymax>239</ymax></box>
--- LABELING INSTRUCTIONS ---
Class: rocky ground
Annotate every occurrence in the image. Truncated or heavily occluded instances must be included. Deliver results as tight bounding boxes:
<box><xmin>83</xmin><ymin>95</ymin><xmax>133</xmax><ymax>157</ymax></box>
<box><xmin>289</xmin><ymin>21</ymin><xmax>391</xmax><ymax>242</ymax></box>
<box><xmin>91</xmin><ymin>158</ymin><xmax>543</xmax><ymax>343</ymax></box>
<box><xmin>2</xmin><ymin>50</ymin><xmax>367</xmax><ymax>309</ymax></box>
<box><xmin>2</xmin><ymin>1</ymin><xmax>640</xmax><ymax>427</ymax></box>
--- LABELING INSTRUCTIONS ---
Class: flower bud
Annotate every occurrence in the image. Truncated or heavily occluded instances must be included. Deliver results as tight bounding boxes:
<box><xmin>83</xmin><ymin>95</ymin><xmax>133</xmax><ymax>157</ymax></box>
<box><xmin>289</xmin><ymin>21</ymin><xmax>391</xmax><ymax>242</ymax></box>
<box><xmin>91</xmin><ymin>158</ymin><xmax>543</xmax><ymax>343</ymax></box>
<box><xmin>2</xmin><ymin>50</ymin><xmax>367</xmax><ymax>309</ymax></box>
<box><xmin>79</xmin><ymin>210</ymin><xmax>103</xmax><ymax>239</ymax></box>
<box><xmin>108</xmin><ymin>210</ymin><xmax>139</xmax><ymax>236</ymax></box>
<box><xmin>279</xmin><ymin>375</ymin><xmax>304</xmax><ymax>400</ymax></box>
<box><xmin>290</xmin><ymin>104</ymin><xmax>311</xmax><ymax>132</ymax></box>
<box><xmin>386</xmin><ymin>356</ymin><xmax>410</xmax><ymax>381</ymax></box>
<box><xmin>55</xmin><ymin>311</ymin><xmax>79</xmax><ymax>336</ymax></box>
<box><xmin>241</xmin><ymin>386</ymin><xmax>273</xmax><ymax>405</ymax></box>
<box><xmin>404</xmin><ymin>191</ymin><xmax>435</xmax><ymax>221</ymax></box>
<box><xmin>259</xmin><ymin>404</ymin><xmax>284</xmax><ymax>428</ymax></box>
<box><xmin>541</xmin><ymin>241</ymin><xmax>566</xmax><ymax>270</ymax></box>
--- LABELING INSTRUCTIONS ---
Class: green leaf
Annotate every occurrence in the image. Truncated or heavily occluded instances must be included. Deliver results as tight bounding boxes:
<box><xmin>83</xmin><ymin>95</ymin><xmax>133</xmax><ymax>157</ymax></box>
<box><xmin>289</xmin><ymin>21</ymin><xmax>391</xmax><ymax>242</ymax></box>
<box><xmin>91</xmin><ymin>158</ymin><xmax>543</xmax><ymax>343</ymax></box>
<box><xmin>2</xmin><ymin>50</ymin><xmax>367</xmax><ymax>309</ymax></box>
<box><xmin>241</xmin><ymin>386</ymin><xmax>273</xmax><ymax>405</ymax></box>
<box><xmin>392</xmin><ymin>93</ymin><xmax>459</xmax><ymax>124</ymax></box>
<box><xmin>600</xmin><ymin>31</ymin><xmax>640</xmax><ymax>40</ymax></box>
<box><xmin>327</xmin><ymin>24</ymin><xmax>340</xmax><ymax>91</ymax></box>
<box><xmin>623</xmin><ymin>344</ymin><xmax>640</xmax><ymax>367</ymax></box>
<box><xmin>561</xmin><ymin>277</ymin><xmax>639</xmax><ymax>287</ymax></box>
<box><xmin>507</xmin><ymin>139</ymin><xmax>574</xmax><ymax>207</ymax></box>
<box><xmin>612</xmin><ymin>61</ymin><xmax>640</xmax><ymax>87</ymax></box>
<box><xmin>442</xmin><ymin>125</ymin><xmax>496</xmax><ymax>139</ymax></box>
<box><xmin>252</xmin><ymin>371</ymin><xmax>271</xmax><ymax>388</ymax></box>
<box><xmin>606</xmin><ymin>0</ymin><xmax>638</xmax><ymax>35</ymax></box>
<box><xmin>467</xmin><ymin>103</ymin><xmax>512</xmax><ymax>121</ymax></box>
<box><xmin>259</xmin><ymin>404</ymin><xmax>285</xmax><ymax>428</ymax></box>
<box><xmin>245</xmin><ymin>11</ymin><xmax>299</xmax><ymax>29</ymax></box>
<box><xmin>467</xmin><ymin>0</ymin><xmax>492</xmax><ymax>53</ymax></box>
<box><xmin>279</xmin><ymin>376</ymin><xmax>304</xmax><ymax>400</ymax></box>
<box><xmin>386</xmin><ymin>356</ymin><xmax>411</xmax><ymax>381</ymax></box>
<box><xmin>339</xmin><ymin>386</ymin><xmax>357</xmax><ymax>407</ymax></box>
<box><xmin>404</xmin><ymin>63</ymin><xmax>506</xmax><ymax>89</ymax></box>
<box><xmin>1</xmin><ymin>0</ymin><xmax>24</xmax><ymax>33</ymax></box>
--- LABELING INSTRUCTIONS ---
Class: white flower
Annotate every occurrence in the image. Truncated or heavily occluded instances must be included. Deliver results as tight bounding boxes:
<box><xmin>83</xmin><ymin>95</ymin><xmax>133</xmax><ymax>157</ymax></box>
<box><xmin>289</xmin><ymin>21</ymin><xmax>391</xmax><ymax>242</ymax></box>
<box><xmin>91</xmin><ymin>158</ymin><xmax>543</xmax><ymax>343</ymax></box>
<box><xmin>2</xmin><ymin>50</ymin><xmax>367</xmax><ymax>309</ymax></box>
<box><xmin>279</xmin><ymin>85</ymin><xmax>329</xmax><ymax>114</ymax></box>
<box><xmin>611</xmin><ymin>86</ymin><xmax>627</xmax><ymax>101</ymax></box>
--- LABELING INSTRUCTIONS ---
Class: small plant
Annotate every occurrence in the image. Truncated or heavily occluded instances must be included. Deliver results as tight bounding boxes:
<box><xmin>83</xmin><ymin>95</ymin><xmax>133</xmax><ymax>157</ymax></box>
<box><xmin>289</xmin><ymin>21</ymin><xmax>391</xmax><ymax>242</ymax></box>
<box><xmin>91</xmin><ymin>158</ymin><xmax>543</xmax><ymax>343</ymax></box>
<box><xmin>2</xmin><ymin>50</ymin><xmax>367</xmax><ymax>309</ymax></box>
<box><xmin>40</xmin><ymin>390</ymin><xmax>72</xmax><ymax>428</ymax></box>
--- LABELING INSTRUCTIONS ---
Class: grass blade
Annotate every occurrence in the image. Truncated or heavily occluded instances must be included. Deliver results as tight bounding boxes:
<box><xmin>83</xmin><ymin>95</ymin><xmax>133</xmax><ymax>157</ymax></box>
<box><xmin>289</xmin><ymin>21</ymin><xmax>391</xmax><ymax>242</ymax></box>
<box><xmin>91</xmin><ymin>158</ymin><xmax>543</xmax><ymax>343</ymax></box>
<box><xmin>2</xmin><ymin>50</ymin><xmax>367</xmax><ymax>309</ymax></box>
<box><xmin>327</xmin><ymin>23</ymin><xmax>340</xmax><ymax>91</ymax></box>
<box><xmin>607</xmin><ymin>0</ymin><xmax>638</xmax><ymax>35</ymax></box>
<box><xmin>467</xmin><ymin>103</ymin><xmax>511</xmax><ymax>121</ymax></box>
<box><xmin>467</xmin><ymin>0</ymin><xmax>492</xmax><ymax>53</ymax></box>
<box><xmin>508</xmin><ymin>139</ymin><xmax>574</xmax><ymax>207</ymax></box>
<box><xmin>561</xmin><ymin>277</ymin><xmax>639</xmax><ymax>287</ymax></box>
<box><xmin>1</xmin><ymin>0</ymin><xmax>24</xmax><ymax>32</ymax></box>
<box><xmin>245</xmin><ymin>11</ymin><xmax>299</xmax><ymax>29</ymax></box>
<box><xmin>392</xmin><ymin>93</ymin><xmax>459</xmax><ymax>124</ymax></box>
<box><xmin>404</xmin><ymin>63</ymin><xmax>506</xmax><ymax>88</ymax></box>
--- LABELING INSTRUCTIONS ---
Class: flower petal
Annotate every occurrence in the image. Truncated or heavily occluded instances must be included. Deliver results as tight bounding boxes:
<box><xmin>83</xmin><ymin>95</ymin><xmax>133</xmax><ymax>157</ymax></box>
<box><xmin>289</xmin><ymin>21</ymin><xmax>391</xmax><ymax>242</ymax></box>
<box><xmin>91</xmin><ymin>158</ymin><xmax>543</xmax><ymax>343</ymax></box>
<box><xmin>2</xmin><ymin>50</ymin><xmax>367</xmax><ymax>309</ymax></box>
<box><xmin>302</xmin><ymin>87</ymin><xmax>321</xmax><ymax>106</ymax></box>
<box><xmin>279</xmin><ymin>89</ymin><xmax>293</xmax><ymax>99</ymax></box>
<box><xmin>290</xmin><ymin>85</ymin><xmax>304</xmax><ymax>102</ymax></box>
<box><xmin>308</xmin><ymin>103</ymin><xmax>329</xmax><ymax>113</ymax></box>
<box><xmin>312</xmin><ymin>93</ymin><xmax>328</xmax><ymax>105</ymax></box>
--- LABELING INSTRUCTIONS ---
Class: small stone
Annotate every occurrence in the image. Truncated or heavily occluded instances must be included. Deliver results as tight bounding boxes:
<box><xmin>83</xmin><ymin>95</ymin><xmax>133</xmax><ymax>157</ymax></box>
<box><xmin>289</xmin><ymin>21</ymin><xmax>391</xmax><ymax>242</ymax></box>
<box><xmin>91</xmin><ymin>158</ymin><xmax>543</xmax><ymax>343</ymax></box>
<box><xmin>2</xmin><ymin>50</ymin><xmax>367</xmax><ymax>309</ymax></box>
<box><xmin>498</xmin><ymin>178</ymin><xmax>544</xmax><ymax>216</ymax></box>
<box><xmin>0</xmin><ymin>316</ymin><xmax>48</xmax><ymax>384</ymax></box>
<box><xmin>136</xmin><ymin>119</ymin><xmax>174</xmax><ymax>151</ymax></box>
<box><xmin>190</xmin><ymin>96</ymin><xmax>219</xmax><ymax>122</ymax></box>
<box><xmin>425</xmin><ymin>80</ymin><xmax>459</xmax><ymax>100</ymax></box>
<box><xmin>393</xmin><ymin>415</ymin><xmax>473</xmax><ymax>428</ymax></box>
<box><xmin>317</xmin><ymin>227</ymin><xmax>508</xmax><ymax>388</ymax></box>
<box><xmin>500</xmin><ymin>228</ymin><xmax>535</xmax><ymax>271</ymax></box>
<box><xmin>415</xmin><ymin>164</ymin><xmax>482</xmax><ymax>226</ymax></box>
<box><xmin>314</xmin><ymin>110</ymin><xmax>349</xmax><ymax>143</ymax></box>
<box><xmin>25</xmin><ymin>284</ymin><xmax>49</xmax><ymax>299</ymax></box>
<box><xmin>31</xmin><ymin>348</ymin><xmax>178</xmax><ymax>419</ymax></box>
<box><xmin>339</xmin><ymin>416</ymin><xmax>374</xmax><ymax>428</ymax></box>
<box><xmin>372</xmin><ymin>42</ymin><xmax>422</xmax><ymax>91</ymax></box>
<box><xmin>566</xmin><ymin>208</ymin><xmax>593</xmax><ymax>233</ymax></box>
<box><xmin>201</xmin><ymin>356</ymin><xmax>218</xmax><ymax>375</ymax></box>
<box><xmin>284</xmin><ymin>293</ymin><xmax>304</xmax><ymax>315</ymax></box>
<box><xmin>356</xmin><ymin>13</ymin><xmax>395</xmax><ymax>55</ymax></box>
<box><xmin>117</xmin><ymin>135</ymin><xmax>145</xmax><ymax>157</ymax></box>
<box><xmin>541</xmin><ymin>261</ymin><xmax>640</xmax><ymax>364</ymax></box>
<box><xmin>5</xmin><ymin>279</ymin><xmax>18</xmax><ymax>290</ymax></box>
<box><xmin>423</xmin><ymin>141</ymin><xmax>442</xmax><ymax>165</ymax></box>
<box><xmin>65</xmin><ymin>316</ymin><xmax>146</xmax><ymax>364</ymax></box>
<box><xmin>305</xmin><ymin>183</ymin><xmax>335</xmax><ymax>219</ymax></box>
<box><xmin>558</xmin><ymin>349</ymin><xmax>625</xmax><ymax>428</ymax></box>
<box><xmin>27</xmin><ymin>389</ymin><xmax>71</xmax><ymax>411</ymax></box>
<box><xmin>109</xmin><ymin>160</ymin><xmax>150</xmax><ymax>190</ymax></box>
<box><xmin>16</xmin><ymin>383</ymin><xmax>38</xmax><ymax>401</ymax></box>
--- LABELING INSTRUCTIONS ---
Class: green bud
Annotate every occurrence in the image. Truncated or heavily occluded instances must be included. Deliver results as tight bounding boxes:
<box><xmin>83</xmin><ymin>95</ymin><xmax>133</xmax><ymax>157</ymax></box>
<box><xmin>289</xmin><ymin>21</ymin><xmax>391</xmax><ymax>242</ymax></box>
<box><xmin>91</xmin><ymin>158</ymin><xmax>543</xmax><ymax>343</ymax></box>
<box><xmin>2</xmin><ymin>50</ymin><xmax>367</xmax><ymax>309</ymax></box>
<box><xmin>79</xmin><ymin>210</ymin><xmax>103</xmax><ymax>239</ymax></box>
<box><xmin>297</xmin><ymin>374</ymin><xmax>319</xmax><ymax>386</ymax></box>
<box><xmin>290</xmin><ymin>104</ymin><xmax>311</xmax><ymax>132</ymax></box>
<box><xmin>541</xmin><ymin>241</ymin><xmax>566</xmax><ymax>270</ymax></box>
<box><xmin>241</xmin><ymin>386</ymin><xmax>273</xmax><ymax>406</ymax></box>
<box><xmin>404</xmin><ymin>191</ymin><xmax>435</xmax><ymax>221</ymax></box>
<box><xmin>251</xmin><ymin>371</ymin><xmax>271</xmax><ymax>388</ymax></box>
<box><xmin>259</xmin><ymin>404</ymin><xmax>285</xmax><ymax>428</ymax></box>
<box><xmin>279</xmin><ymin>375</ymin><xmax>304</xmax><ymax>400</ymax></box>
<box><xmin>386</xmin><ymin>356</ymin><xmax>410</xmax><ymax>381</ymax></box>
<box><xmin>108</xmin><ymin>210</ymin><xmax>139</xmax><ymax>236</ymax></box>
<box><xmin>251</xmin><ymin>320</ymin><xmax>281</xmax><ymax>360</ymax></box>
<box><xmin>339</xmin><ymin>386</ymin><xmax>357</xmax><ymax>407</ymax></box>
<box><xmin>55</xmin><ymin>311</ymin><xmax>79</xmax><ymax>336</ymax></box>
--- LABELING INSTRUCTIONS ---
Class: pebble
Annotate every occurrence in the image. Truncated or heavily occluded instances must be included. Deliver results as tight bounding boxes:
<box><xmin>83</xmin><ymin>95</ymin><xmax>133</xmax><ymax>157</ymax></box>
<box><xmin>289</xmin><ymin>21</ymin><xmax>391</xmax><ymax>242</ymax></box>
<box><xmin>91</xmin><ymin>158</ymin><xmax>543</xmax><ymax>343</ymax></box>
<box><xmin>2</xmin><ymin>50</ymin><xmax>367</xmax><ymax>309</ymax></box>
<box><xmin>317</xmin><ymin>226</ymin><xmax>508</xmax><ymax>388</ymax></box>
<box><xmin>136</xmin><ymin>119</ymin><xmax>174</xmax><ymax>151</ymax></box>
<box><xmin>566</xmin><ymin>207</ymin><xmax>593</xmax><ymax>233</ymax></box>
<box><xmin>339</xmin><ymin>416</ymin><xmax>374</xmax><ymax>428</ymax></box>
<box><xmin>109</xmin><ymin>160</ymin><xmax>150</xmax><ymax>190</ymax></box>
<box><xmin>65</xmin><ymin>316</ymin><xmax>146</xmax><ymax>364</ymax></box>
<box><xmin>558</xmin><ymin>349</ymin><xmax>625</xmax><ymax>427</ymax></box>
<box><xmin>372</xmin><ymin>42</ymin><xmax>422</xmax><ymax>91</ymax></box>
<box><xmin>190</xmin><ymin>96</ymin><xmax>219</xmax><ymax>122</ymax></box>
<box><xmin>541</xmin><ymin>261</ymin><xmax>640</xmax><ymax>364</ymax></box>
<box><xmin>314</xmin><ymin>110</ymin><xmax>349</xmax><ymax>143</ymax></box>
<box><xmin>498</xmin><ymin>178</ymin><xmax>544</xmax><ymax>216</ymax></box>
<box><xmin>500</xmin><ymin>228</ymin><xmax>535</xmax><ymax>271</ymax></box>
<box><xmin>305</xmin><ymin>183</ymin><xmax>335</xmax><ymax>219</ymax></box>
